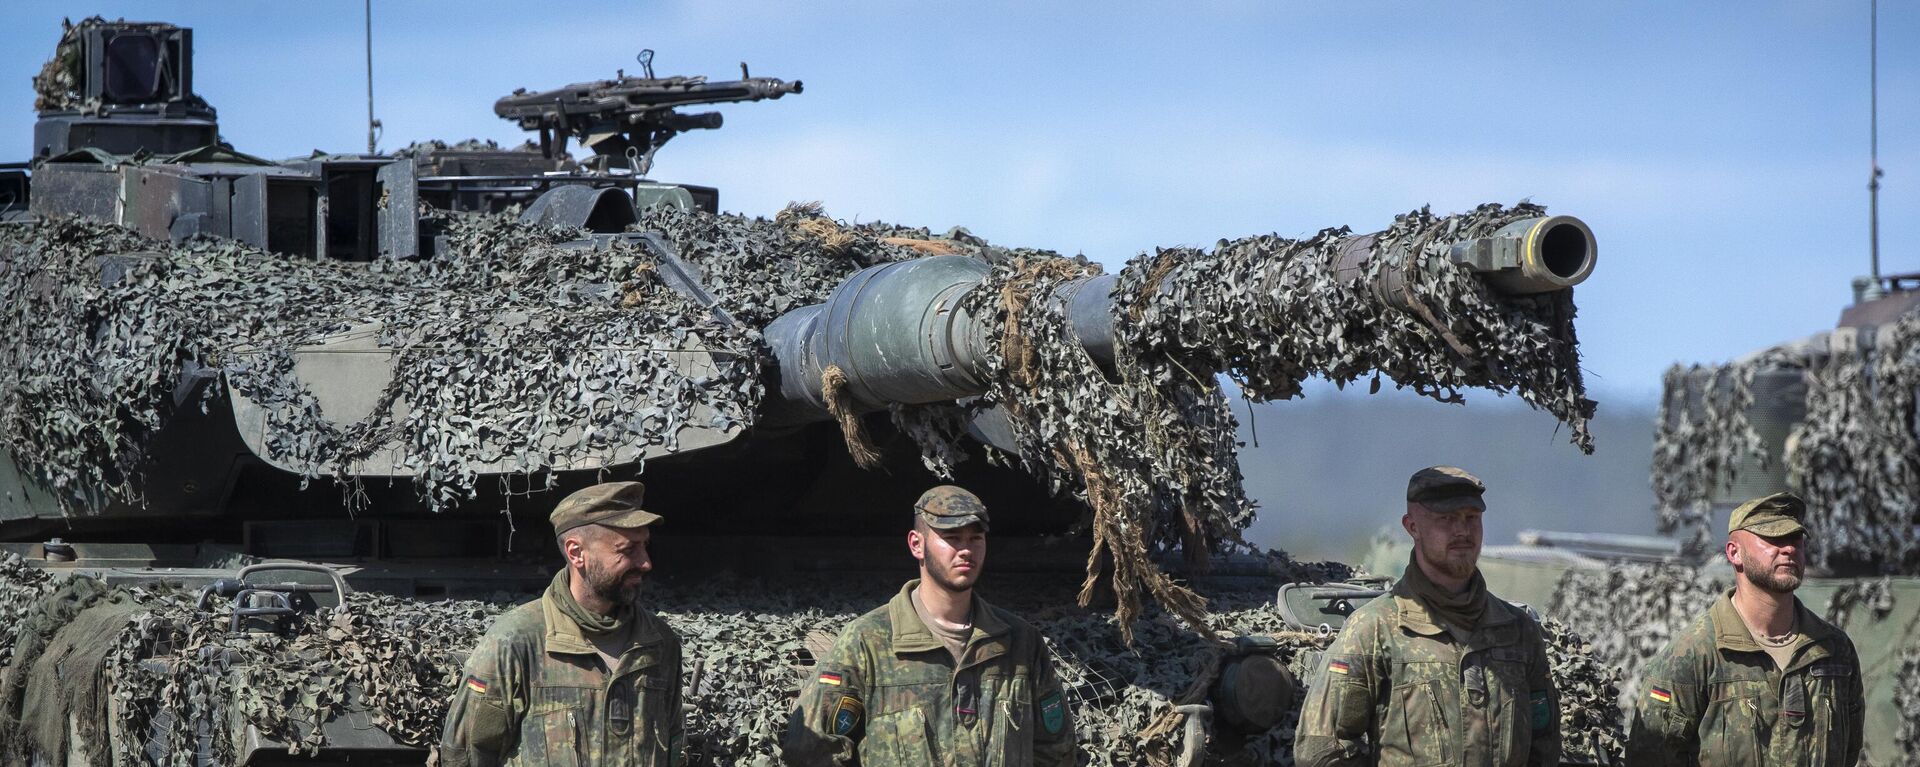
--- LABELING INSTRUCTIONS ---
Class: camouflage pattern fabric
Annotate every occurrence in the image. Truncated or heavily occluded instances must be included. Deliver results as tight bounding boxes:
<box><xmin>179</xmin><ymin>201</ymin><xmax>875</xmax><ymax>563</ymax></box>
<box><xmin>781</xmin><ymin>580</ymin><xmax>1074</xmax><ymax>767</ymax></box>
<box><xmin>1625</xmin><ymin>593</ymin><xmax>1863</xmax><ymax>767</ymax></box>
<box><xmin>441</xmin><ymin>579</ymin><xmax>685</xmax><ymax>767</ymax></box>
<box><xmin>1294</xmin><ymin>577</ymin><xmax>1561</xmax><ymax>767</ymax></box>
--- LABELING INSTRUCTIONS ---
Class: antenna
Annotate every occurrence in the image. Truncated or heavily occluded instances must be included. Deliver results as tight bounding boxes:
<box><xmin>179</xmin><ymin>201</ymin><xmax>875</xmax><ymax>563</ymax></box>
<box><xmin>365</xmin><ymin>0</ymin><xmax>381</xmax><ymax>154</ymax></box>
<box><xmin>1870</xmin><ymin>0</ymin><xmax>1883</xmax><ymax>283</ymax></box>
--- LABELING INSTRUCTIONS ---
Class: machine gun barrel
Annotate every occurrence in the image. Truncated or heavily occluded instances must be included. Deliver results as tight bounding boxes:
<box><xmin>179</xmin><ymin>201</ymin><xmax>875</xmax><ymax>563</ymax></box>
<box><xmin>493</xmin><ymin>76</ymin><xmax>803</xmax><ymax>125</ymax></box>
<box><xmin>764</xmin><ymin>215</ymin><xmax>1596</xmax><ymax>423</ymax></box>
<box><xmin>495</xmin><ymin>74</ymin><xmax>802</xmax><ymax>172</ymax></box>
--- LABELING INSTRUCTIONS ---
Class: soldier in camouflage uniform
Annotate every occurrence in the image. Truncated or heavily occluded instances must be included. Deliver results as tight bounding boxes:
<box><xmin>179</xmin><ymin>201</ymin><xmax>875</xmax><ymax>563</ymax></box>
<box><xmin>439</xmin><ymin>482</ymin><xmax>685</xmax><ymax>767</ymax></box>
<box><xmin>781</xmin><ymin>485</ymin><xmax>1076</xmax><ymax>767</ymax></box>
<box><xmin>1627</xmin><ymin>492</ymin><xmax>1864</xmax><ymax>766</ymax></box>
<box><xmin>1295</xmin><ymin>466</ymin><xmax>1561</xmax><ymax>767</ymax></box>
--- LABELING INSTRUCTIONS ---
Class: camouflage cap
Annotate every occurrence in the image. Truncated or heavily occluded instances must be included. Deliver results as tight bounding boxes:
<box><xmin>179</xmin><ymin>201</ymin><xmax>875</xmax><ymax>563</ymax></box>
<box><xmin>1406</xmin><ymin>466</ymin><xmax>1487</xmax><ymax>512</ymax></box>
<box><xmin>1728</xmin><ymin>491</ymin><xmax>1806</xmax><ymax>538</ymax></box>
<box><xmin>550</xmin><ymin>481</ymin><xmax>662</xmax><ymax>535</ymax></box>
<box><xmin>914</xmin><ymin>485</ymin><xmax>990</xmax><ymax>531</ymax></box>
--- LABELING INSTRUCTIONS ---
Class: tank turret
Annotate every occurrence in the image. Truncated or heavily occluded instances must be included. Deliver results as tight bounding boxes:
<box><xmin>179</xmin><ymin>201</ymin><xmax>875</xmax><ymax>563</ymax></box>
<box><xmin>0</xmin><ymin>18</ymin><xmax>1609</xmax><ymax>766</ymax></box>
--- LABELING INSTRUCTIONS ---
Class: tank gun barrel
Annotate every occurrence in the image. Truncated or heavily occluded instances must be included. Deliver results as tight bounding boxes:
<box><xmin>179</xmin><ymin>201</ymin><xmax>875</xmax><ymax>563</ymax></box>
<box><xmin>764</xmin><ymin>215</ymin><xmax>1596</xmax><ymax>423</ymax></box>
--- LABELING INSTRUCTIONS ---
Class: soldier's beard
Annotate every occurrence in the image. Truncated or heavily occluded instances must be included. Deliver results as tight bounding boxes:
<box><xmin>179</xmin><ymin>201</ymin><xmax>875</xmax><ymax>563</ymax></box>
<box><xmin>1740</xmin><ymin>551</ymin><xmax>1802</xmax><ymax>594</ymax></box>
<box><xmin>583</xmin><ymin>557</ymin><xmax>641</xmax><ymax>606</ymax></box>
<box><xmin>1420</xmin><ymin>542</ymin><xmax>1479</xmax><ymax>581</ymax></box>
<box><xmin>923</xmin><ymin>553</ymin><xmax>978</xmax><ymax>594</ymax></box>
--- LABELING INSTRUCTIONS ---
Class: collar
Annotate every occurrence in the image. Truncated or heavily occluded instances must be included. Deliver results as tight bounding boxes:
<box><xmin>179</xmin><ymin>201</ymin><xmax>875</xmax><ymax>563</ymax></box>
<box><xmin>542</xmin><ymin>584</ymin><xmax>664</xmax><ymax>657</ymax></box>
<box><xmin>887</xmin><ymin>579</ymin><xmax>1009</xmax><ymax>661</ymax></box>
<box><xmin>1709</xmin><ymin>589</ymin><xmax>1837</xmax><ymax>668</ymax></box>
<box><xmin>1391</xmin><ymin>574</ymin><xmax>1514</xmax><ymax>637</ymax></box>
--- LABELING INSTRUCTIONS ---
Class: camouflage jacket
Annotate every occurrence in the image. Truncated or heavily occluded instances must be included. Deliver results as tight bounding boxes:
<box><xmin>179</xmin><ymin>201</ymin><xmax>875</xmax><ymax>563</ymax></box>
<box><xmin>438</xmin><ymin>577</ymin><xmax>685</xmax><ymax>767</ymax></box>
<box><xmin>781</xmin><ymin>580</ymin><xmax>1075</xmax><ymax>767</ymax></box>
<box><xmin>1294</xmin><ymin>577</ymin><xmax>1561</xmax><ymax>767</ymax></box>
<box><xmin>1626</xmin><ymin>591</ymin><xmax>1862</xmax><ymax>767</ymax></box>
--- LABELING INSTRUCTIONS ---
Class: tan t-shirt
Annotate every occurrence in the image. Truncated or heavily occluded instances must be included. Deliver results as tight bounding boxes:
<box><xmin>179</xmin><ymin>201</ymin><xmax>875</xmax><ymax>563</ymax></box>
<box><xmin>911</xmin><ymin>586</ymin><xmax>973</xmax><ymax>661</ymax></box>
<box><xmin>1736</xmin><ymin>597</ymin><xmax>1801</xmax><ymax>671</ymax></box>
<box><xmin>589</xmin><ymin>619</ymin><xmax>632</xmax><ymax>673</ymax></box>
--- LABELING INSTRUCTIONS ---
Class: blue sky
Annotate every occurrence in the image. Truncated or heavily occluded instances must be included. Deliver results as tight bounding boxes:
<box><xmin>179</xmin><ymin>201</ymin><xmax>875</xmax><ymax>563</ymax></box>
<box><xmin>3</xmin><ymin>1</ymin><xmax>1914</xmax><ymax>409</ymax></box>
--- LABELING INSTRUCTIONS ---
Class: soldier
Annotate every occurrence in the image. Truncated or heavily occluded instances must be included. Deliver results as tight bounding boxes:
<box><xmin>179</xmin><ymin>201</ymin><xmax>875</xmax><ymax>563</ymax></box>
<box><xmin>1626</xmin><ymin>492</ymin><xmax>1864</xmax><ymax>766</ymax></box>
<box><xmin>1295</xmin><ymin>466</ymin><xmax>1560</xmax><ymax>767</ymax></box>
<box><xmin>439</xmin><ymin>481</ymin><xmax>684</xmax><ymax>767</ymax></box>
<box><xmin>781</xmin><ymin>485</ymin><xmax>1076</xmax><ymax>766</ymax></box>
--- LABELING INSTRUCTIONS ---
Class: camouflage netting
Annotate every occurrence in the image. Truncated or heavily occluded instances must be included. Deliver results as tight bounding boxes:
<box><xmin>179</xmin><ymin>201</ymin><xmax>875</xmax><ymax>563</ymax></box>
<box><xmin>2</xmin><ymin>199</ymin><xmax>1591</xmax><ymax>627</ymax></box>
<box><xmin>0</xmin><ymin>214</ymin><xmax>760</xmax><ymax>513</ymax></box>
<box><xmin>1541</xmin><ymin>618</ymin><xmax>1628</xmax><ymax>765</ymax></box>
<box><xmin>1546</xmin><ymin>563</ymin><xmax>1726</xmax><ymax>723</ymax></box>
<box><xmin>29</xmin><ymin>17</ymin><xmax>85</xmax><ymax>113</ymax></box>
<box><xmin>1897</xmin><ymin>639</ymin><xmax>1920</xmax><ymax>766</ymax></box>
<box><xmin>1652</xmin><ymin>309</ymin><xmax>1920</xmax><ymax>571</ymax></box>
<box><xmin>946</xmin><ymin>202</ymin><xmax>1593</xmax><ymax>636</ymax></box>
<box><xmin>0</xmin><ymin>556</ymin><xmax>1626</xmax><ymax>767</ymax></box>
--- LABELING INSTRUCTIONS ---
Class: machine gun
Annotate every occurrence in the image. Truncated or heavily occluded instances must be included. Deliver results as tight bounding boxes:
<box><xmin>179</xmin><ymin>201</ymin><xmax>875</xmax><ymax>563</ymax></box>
<box><xmin>495</xmin><ymin>53</ymin><xmax>801</xmax><ymax>174</ymax></box>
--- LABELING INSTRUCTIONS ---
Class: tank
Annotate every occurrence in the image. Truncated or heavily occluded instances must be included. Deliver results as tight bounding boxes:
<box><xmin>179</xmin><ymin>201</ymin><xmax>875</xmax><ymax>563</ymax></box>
<box><xmin>0</xmin><ymin>18</ymin><xmax>1606</xmax><ymax>766</ymax></box>
<box><xmin>1448</xmin><ymin>267</ymin><xmax>1920</xmax><ymax>762</ymax></box>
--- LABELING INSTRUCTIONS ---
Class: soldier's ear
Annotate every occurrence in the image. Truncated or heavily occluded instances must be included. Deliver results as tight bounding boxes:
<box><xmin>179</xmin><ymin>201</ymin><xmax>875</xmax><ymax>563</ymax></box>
<box><xmin>907</xmin><ymin>528</ymin><xmax>925</xmax><ymax>561</ymax></box>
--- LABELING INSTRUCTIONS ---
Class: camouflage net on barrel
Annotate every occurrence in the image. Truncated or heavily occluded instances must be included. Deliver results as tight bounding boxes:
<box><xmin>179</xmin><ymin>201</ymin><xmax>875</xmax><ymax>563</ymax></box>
<box><xmin>0</xmin><ymin>214</ymin><xmax>761</xmax><ymax>514</ymax></box>
<box><xmin>1652</xmin><ymin>308</ymin><xmax>1920</xmax><ymax>571</ymax></box>
<box><xmin>0</xmin><ymin>555</ymin><xmax>1627</xmax><ymax>767</ymax></box>
<box><xmin>951</xmin><ymin>202</ymin><xmax>1593</xmax><ymax>637</ymax></box>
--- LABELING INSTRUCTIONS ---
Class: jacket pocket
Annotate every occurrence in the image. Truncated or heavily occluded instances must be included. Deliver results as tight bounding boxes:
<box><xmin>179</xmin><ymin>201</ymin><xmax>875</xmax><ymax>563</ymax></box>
<box><xmin>1807</xmin><ymin>661</ymin><xmax>1856</xmax><ymax>767</ymax></box>
<box><xmin>639</xmin><ymin>672</ymin><xmax>675</xmax><ymax>763</ymax></box>
<box><xmin>861</xmin><ymin>705</ymin><xmax>936</xmax><ymax>767</ymax></box>
<box><xmin>525</xmin><ymin>708</ymin><xmax>582</xmax><ymax>767</ymax></box>
<box><xmin>1387</xmin><ymin>679</ymin><xmax>1454</xmax><ymax>767</ymax></box>
<box><xmin>1698</xmin><ymin>693</ymin><xmax>1762</xmax><ymax>767</ymax></box>
<box><xmin>987</xmin><ymin>679</ymin><xmax>1033</xmax><ymax>767</ymax></box>
<box><xmin>1486</xmin><ymin>655</ymin><xmax>1533</xmax><ymax>767</ymax></box>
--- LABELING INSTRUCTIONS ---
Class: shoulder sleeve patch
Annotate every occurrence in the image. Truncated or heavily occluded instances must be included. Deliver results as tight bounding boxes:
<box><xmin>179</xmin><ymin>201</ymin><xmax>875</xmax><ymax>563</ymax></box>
<box><xmin>833</xmin><ymin>694</ymin><xmax>865</xmax><ymax>735</ymax></box>
<box><xmin>1530</xmin><ymin>689</ymin><xmax>1551</xmax><ymax>729</ymax></box>
<box><xmin>1039</xmin><ymin>690</ymin><xmax>1066</xmax><ymax>734</ymax></box>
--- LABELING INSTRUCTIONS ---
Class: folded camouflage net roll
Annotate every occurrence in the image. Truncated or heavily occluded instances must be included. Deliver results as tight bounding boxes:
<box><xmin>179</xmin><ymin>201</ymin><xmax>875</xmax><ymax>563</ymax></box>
<box><xmin>0</xmin><ymin>554</ymin><xmax>1626</xmax><ymax>767</ymax></box>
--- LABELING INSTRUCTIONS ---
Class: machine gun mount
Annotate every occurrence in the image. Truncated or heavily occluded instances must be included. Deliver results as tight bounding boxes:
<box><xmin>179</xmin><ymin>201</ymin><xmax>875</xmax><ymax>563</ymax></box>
<box><xmin>495</xmin><ymin>58</ymin><xmax>802</xmax><ymax>174</ymax></box>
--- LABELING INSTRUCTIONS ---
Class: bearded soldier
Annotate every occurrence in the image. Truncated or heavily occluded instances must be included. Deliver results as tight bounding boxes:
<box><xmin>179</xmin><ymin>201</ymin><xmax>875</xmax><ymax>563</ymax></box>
<box><xmin>1627</xmin><ymin>492</ymin><xmax>1864</xmax><ymax>766</ymax></box>
<box><xmin>781</xmin><ymin>485</ymin><xmax>1076</xmax><ymax>766</ymax></box>
<box><xmin>1295</xmin><ymin>466</ymin><xmax>1560</xmax><ymax>767</ymax></box>
<box><xmin>440</xmin><ymin>481</ymin><xmax>684</xmax><ymax>766</ymax></box>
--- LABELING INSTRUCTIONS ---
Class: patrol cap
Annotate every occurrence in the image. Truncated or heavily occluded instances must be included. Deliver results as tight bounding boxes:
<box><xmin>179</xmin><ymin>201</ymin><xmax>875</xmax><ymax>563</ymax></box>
<box><xmin>1406</xmin><ymin>466</ymin><xmax>1486</xmax><ymax>512</ymax></box>
<box><xmin>1728</xmin><ymin>492</ymin><xmax>1806</xmax><ymax>538</ymax></box>
<box><xmin>550</xmin><ymin>481</ymin><xmax>662</xmax><ymax>535</ymax></box>
<box><xmin>914</xmin><ymin>485</ymin><xmax>990</xmax><ymax>532</ymax></box>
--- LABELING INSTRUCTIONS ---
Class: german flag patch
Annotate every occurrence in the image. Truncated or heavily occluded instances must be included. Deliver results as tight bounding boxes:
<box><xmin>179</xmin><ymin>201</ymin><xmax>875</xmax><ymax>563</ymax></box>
<box><xmin>1648</xmin><ymin>686</ymin><xmax>1672</xmax><ymax>704</ymax></box>
<box><xmin>818</xmin><ymin>672</ymin><xmax>843</xmax><ymax>686</ymax></box>
<box><xmin>465</xmin><ymin>676</ymin><xmax>489</xmax><ymax>695</ymax></box>
<box><xmin>1327</xmin><ymin>660</ymin><xmax>1351</xmax><ymax>675</ymax></box>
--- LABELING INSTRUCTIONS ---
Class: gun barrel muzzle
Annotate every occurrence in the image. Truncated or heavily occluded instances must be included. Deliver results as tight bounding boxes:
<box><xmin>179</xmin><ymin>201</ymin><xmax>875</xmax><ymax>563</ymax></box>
<box><xmin>1452</xmin><ymin>215</ymin><xmax>1597</xmax><ymax>293</ymax></box>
